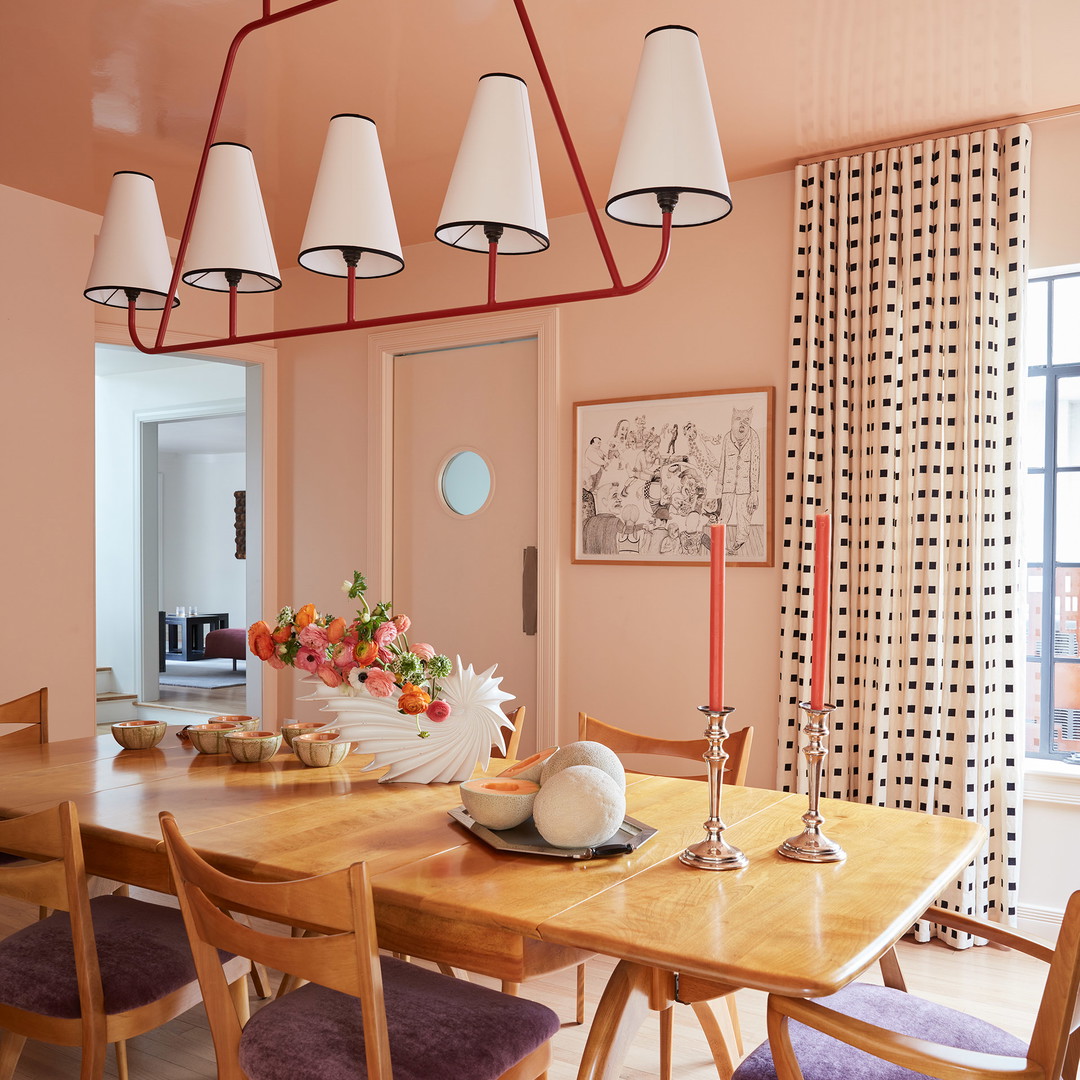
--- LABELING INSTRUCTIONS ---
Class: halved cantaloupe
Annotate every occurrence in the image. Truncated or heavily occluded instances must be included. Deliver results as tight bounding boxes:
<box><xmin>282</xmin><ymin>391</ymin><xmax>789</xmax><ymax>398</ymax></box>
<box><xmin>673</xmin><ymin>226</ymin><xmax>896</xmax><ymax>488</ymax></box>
<box><xmin>497</xmin><ymin>746</ymin><xmax>559</xmax><ymax>784</ymax></box>
<box><xmin>539</xmin><ymin>740</ymin><xmax>626</xmax><ymax>791</ymax></box>
<box><xmin>460</xmin><ymin>777</ymin><xmax>540</xmax><ymax>830</ymax></box>
<box><xmin>532</xmin><ymin>765</ymin><xmax>626</xmax><ymax>848</ymax></box>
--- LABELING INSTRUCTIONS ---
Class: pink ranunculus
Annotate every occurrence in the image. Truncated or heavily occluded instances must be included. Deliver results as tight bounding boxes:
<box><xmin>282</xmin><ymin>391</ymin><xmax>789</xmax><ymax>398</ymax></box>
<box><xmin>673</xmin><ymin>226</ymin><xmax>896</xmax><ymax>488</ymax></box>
<box><xmin>392</xmin><ymin>614</ymin><xmax>411</xmax><ymax>634</ymax></box>
<box><xmin>268</xmin><ymin>653</ymin><xmax>286</xmax><ymax>670</ymax></box>
<box><xmin>329</xmin><ymin>642</ymin><xmax>357</xmax><ymax>674</ymax></box>
<box><xmin>411</xmin><ymin>642</ymin><xmax>435</xmax><ymax>661</ymax></box>
<box><xmin>316</xmin><ymin>663</ymin><xmax>343</xmax><ymax>688</ymax></box>
<box><xmin>425</xmin><ymin>699</ymin><xmax>452</xmax><ymax>723</ymax></box>
<box><xmin>363</xmin><ymin>668</ymin><xmax>397</xmax><ymax>698</ymax></box>
<box><xmin>293</xmin><ymin>647</ymin><xmax>323</xmax><ymax>674</ymax></box>
<box><xmin>377</xmin><ymin>647</ymin><xmax>394</xmax><ymax>665</ymax></box>
<box><xmin>373</xmin><ymin>621</ymin><xmax>398</xmax><ymax>648</ymax></box>
<box><xmin>298</xmin><ymin>623</ymin><xmax>330</xmax><ymax>651</ymax></box>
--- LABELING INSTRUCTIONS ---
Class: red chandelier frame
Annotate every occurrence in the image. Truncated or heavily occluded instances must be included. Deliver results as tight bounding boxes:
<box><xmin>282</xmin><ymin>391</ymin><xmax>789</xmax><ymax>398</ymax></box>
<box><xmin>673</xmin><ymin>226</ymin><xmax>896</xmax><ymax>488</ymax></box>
<box><xmin>125</xmin><ymin>0</ymin><xmax>674</xmax><ymax>355</ymax></box>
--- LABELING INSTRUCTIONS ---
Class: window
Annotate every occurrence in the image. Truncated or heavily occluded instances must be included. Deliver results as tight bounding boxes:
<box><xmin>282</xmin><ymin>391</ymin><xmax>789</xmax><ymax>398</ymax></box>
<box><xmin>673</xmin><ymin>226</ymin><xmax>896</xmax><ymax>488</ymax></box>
<box><xmin>1024</xmin><ymin>268</ymin><xmax>1080</xmax><ymax>764</ymax></box>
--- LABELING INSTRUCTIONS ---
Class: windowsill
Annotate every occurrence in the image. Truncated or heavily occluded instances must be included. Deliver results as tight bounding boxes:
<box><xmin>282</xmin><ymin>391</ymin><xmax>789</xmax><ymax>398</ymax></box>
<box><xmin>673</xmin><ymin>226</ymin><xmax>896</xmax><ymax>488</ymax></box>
<box><xmin>1023</xmin><ymin>757</ymin><xmax>1080</xmax><ymax>802</ymax></box>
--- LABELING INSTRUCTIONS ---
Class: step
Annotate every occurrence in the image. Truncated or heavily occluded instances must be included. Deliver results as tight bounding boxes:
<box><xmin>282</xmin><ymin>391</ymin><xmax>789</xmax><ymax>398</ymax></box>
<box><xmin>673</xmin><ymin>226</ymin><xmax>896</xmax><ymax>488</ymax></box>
<box><xmin>95</xmin><ymin>667</ymin><xmax>118</xmax><ymax>694</ymax></box>
<box><xmin>95</xmin><ymin>692</ymin><xmax>139</xmax><ymax>725</ymax></box>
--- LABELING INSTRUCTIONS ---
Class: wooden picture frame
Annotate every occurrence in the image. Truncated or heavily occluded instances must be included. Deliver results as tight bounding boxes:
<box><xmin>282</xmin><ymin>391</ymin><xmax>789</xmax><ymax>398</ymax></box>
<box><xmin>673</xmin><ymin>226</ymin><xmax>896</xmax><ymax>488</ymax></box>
<box><xmin>573</xmin><ymin>387</ymin><xmax>774</xmax><ymax>567</ymax></box>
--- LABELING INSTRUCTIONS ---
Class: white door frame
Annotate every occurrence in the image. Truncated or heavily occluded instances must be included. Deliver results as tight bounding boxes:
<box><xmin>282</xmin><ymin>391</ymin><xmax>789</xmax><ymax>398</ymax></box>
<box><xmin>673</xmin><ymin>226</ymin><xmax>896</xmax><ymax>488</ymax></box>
<box><xmin>367</xmin><ymin>310</ymin><xmax>559</xmax><ymax>750</ymax></box>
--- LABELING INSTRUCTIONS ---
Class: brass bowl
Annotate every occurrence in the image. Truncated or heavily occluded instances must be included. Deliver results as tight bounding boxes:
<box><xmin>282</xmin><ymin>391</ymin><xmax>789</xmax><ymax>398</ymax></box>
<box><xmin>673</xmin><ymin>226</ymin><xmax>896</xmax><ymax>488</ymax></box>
<box><xmin>111</xmin><ymin>720</ymin><xmax>167</xmax><ymax>750</ymax></box>
<box><xmin>225</xmin><ymin>730</ymin><xmax>282</xmax><ymax>763</ymax></box>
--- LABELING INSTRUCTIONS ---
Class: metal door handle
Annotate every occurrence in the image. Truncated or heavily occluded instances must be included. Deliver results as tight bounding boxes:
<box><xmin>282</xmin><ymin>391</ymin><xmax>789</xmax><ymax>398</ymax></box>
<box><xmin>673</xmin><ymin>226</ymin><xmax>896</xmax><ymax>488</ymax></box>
<box><xmin>522</xmin><ymin>546</ymin><xmax>537</xmax><ymax>636</ymax></box>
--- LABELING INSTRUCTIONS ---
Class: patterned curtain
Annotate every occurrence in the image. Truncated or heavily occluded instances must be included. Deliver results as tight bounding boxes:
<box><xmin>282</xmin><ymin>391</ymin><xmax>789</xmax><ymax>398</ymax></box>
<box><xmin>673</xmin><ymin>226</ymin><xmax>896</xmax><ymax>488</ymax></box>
<box><xmin>778</xmin><ymin>126</ymin><xmax>1030</xmax><ymax>942</ymax></box>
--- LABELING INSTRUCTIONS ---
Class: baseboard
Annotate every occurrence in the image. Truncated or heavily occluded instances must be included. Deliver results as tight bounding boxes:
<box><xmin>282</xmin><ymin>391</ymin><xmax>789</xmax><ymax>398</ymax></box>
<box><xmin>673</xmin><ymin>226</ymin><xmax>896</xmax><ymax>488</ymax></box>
<box><xmin>1017</xmin><ymin>902</ymin><xmax>1064</xmax><ymax>943</ymax></box>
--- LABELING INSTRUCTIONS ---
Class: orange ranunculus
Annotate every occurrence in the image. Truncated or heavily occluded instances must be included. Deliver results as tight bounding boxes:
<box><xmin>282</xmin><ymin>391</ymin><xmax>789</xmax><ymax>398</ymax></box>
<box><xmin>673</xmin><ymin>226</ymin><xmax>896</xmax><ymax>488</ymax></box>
<box><xmin>398</xmin><ymin>683</ymin><xmax>431</xmax><ymax>716</ymax></box>
<box><xmin>295</xmin><ymin>603</ymin><xmax>317</xmax><ymax>629</ymax></box>
<box><xmin>316</xmin><ymin>663</ymin><xmax>343</xmax><ymax>688</ymax></box>
<box><xmin>327</xmin><ymin>616</ymin><xmax>348</xmax><ymax>644</ymax></box>
<box><xmin>272</xmin><ymin>625</ymin><xmax>293</xmax><ymax>643</ymax></box>
<box><xmin>353</xmin><ymin>638</ymin><xmax>379</xmax><ymax>666</ymax></box>
<box><xmin>249</xmin><ymin>622</ymin><xmax>275</xmax><ymax>661</ymax></box>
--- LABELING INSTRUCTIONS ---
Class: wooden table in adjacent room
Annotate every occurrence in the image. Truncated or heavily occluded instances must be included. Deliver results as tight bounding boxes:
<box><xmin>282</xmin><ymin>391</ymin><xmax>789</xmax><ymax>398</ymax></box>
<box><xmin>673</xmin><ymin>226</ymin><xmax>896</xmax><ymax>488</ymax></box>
<box><xmin>0</xmin><ymin>731</ymin><xmax>985</xmax><ymax>1080</ymax></box>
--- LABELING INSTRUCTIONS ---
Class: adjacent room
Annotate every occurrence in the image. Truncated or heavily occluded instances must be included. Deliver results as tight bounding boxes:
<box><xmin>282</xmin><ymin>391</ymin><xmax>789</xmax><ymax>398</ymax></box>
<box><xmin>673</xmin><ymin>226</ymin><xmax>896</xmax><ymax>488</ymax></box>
<box><xmin>0</xmin><ymin>2</ymin><xmax>1077</xmax><ymax>1078</ymax></box>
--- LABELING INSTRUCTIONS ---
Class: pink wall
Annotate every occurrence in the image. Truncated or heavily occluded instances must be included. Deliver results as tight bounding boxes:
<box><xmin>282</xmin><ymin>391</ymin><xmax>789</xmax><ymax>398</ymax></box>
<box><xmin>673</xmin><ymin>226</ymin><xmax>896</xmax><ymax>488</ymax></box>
<box><xmin>274</xmin><ymin>169</ymin><xmax>795</xmax><ymax>788</ymax></box>
<box><xmin>0</xmin><ymin>186</ymin><xmax>100</xmax><ymax>740</ymax></box>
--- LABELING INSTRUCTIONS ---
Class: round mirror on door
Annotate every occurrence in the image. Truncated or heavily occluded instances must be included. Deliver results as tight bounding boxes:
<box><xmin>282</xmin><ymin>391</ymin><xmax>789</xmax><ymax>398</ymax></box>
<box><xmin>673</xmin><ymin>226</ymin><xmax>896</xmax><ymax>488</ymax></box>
<box><xmin>440</xmin><ymin>450</ymin><xmax>492</xmax><ymax>516</ymax></box>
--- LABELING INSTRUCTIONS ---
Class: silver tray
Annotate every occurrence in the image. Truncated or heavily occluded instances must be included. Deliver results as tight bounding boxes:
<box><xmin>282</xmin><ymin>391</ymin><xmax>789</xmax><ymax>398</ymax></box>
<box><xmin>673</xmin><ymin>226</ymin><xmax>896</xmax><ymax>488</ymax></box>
<box><xmin>448</xmin><ymin>806</ymin><xmax>657</xmax><ymax>860</ymax></box>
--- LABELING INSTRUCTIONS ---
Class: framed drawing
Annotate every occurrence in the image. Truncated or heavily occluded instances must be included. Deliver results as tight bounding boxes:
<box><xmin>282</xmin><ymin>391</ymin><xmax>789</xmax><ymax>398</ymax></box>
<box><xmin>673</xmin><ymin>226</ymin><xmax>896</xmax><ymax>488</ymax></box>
<box><xmin>573</xmin><ymin>387</ymin><xmax>774</xmax><ymax>567</ymax></box>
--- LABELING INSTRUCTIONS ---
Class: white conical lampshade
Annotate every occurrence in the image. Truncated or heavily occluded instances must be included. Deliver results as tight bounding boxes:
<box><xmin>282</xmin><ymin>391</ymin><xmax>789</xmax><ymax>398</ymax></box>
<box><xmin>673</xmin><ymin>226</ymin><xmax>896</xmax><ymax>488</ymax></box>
<box><xmin>435</xmin><ymin>73</ymin><xmax>548</xmax><ymax>254</ymax></box>
<box><xmin>84</xmin><ymin>171</ymin><xmax>178</xmax><ymax>309</ymax></box>
<box><xmin>607</xmin><ymin>26</ymin><xmax>731</xmax><ymax>228</ymax></box>
<box><xmin>182</xmin><ymin>142</ymin><xmax>281</xmax><ymax>292</ymax></box>
<box><xmin>299</xmin><ymin>114</ymin><xmax>404</xmax><ymax>279</ymax></box>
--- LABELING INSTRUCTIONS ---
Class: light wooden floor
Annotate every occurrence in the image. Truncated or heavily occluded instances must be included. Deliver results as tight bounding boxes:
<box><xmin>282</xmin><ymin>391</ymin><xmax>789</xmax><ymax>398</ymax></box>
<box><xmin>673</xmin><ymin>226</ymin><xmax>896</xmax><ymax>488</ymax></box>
<box><xmin>0</xmin><ymin>890</ymin><xmax>1048</xmax><ymax>1079</ymax></box>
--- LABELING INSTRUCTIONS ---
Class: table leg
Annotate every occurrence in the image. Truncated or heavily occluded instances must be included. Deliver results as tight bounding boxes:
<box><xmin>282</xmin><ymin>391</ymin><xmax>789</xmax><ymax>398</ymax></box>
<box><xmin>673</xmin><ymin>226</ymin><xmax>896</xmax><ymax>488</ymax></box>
<box><xmin>574</xmin><ymin>960</ymin><xmax>652</xmax><ymax>1080</ymax></box>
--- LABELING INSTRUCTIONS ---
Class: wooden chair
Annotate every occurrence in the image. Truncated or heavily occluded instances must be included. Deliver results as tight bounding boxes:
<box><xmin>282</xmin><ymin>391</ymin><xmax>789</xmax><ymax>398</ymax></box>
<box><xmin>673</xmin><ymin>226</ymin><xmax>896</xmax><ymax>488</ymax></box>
<box><xmin>579</xmin><ymin>711</ymin><xmax>755</xmax><ymax>1080</ymax></box>
<box><xmin>733</xmin><ymin>892</ymin><xmax>1080</xmax><ymax>1080</ymax></box>
<box><xmin>0</xmin><ymin>802</ymin><xmax>250</xmax><ymax>1080</ymax></box>
<box><xmin>159</xmin><ymin>811</ymin><xmax>560</xmax><ymax>1080</ymax></box>
<box><xmin>0</xmin><ymin>687</ymin><xmax>48</xmax><ymax>746</ymax></box>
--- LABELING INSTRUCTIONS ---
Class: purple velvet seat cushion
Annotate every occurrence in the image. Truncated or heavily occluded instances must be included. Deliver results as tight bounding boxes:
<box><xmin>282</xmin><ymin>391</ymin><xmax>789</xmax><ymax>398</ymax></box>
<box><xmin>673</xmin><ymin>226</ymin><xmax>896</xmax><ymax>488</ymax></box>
<box><xmin>0</xmin><ymin>895</ymin><xmax>206</xmax><ymax>1018</ymax></box>
<box><xmin>239</xmin><ymin>957</ymin><xmax>559</xmax><ymax>1080</ymax></box>
<box><xmin>732</xmin><ymin>982</ymin><xmax>1029</xmax><ymax>1080</ymax></box>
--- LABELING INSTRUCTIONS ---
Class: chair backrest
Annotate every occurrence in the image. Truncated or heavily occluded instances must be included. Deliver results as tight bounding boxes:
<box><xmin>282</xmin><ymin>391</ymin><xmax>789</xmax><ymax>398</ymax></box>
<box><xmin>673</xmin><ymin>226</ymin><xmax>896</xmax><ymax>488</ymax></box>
<box><xmin>160</xmin><ymin>811</ymin><xmax>394</xmax><ymax>1080</ymax></box>
<box><xmin>0</xmin><ymin>803</ymin><xmax>106</xmax><ymax>1026</ymax></box>
<box><xmin>578</xmin><ymin>712</ymin><xmax>753</xmax><ymax>785</ymax></box>
<box><xmin>491</xmin><ymin>706</ymin><xmax>526</xmax><ymax>762</ymax></box>
<box><xmin>0</xmin><ymin>687</ymin><xmax>48</xmax><ymax>746</ymax></box>
<box><xmin>1032</xmin><ymin>889</ymin><xmax>1080</xmax><ymax>1080</ymax></box>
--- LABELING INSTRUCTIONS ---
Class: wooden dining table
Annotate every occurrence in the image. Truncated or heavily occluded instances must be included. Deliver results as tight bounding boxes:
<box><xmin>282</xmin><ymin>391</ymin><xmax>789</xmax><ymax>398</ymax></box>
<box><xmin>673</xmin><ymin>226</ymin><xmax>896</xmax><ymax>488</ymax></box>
<box><xmin>0</xmin><ymin>728</ymin><xmax>985</xmax><ymax>1079</ymax></box>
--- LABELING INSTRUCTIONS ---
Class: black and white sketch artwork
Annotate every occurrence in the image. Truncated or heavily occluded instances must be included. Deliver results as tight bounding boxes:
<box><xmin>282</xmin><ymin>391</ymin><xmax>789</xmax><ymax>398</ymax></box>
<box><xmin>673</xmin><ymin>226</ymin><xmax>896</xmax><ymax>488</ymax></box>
<box><xmin>573</xmin><ymin>387</ymin><xmax>774</xmax><ymax>566</ymax></box>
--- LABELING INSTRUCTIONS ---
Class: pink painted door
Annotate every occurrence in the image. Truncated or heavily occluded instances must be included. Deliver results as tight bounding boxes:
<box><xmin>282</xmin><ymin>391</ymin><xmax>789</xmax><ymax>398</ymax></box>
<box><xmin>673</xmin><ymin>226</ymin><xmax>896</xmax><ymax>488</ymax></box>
<box><xmin>392</xmin><ymin>338</ymin><xmax>538</xmax><ymax>754</ymax></box>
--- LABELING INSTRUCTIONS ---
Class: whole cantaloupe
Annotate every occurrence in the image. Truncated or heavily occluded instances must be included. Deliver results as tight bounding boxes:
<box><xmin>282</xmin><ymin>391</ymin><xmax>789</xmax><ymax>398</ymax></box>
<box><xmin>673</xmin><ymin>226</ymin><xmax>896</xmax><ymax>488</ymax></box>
<box><xmin>539</xmin><ymin>740</ymin><xmax>625</xmax><ymax>791</ymax></box>
<box><xmin>532</xmin><ymin>765</ymin><xmax>626</xmax><ymax>848</ymax></box>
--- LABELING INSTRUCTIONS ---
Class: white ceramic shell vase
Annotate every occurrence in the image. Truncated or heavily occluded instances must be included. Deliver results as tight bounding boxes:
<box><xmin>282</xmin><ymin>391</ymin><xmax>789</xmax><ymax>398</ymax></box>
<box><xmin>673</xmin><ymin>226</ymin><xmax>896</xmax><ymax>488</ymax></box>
<box><xmin>302</xmin><ymin>658</ymin><xmax>515</xmax><ymax>784</ymax></box>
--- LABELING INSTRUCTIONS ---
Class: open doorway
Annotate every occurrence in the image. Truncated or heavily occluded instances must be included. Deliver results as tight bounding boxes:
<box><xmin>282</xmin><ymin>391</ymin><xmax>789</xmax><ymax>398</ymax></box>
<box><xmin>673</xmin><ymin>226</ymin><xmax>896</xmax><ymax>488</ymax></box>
<box><xmin>95</xmin><ymin>345</ymin><xmax>262</xmax><ymax>725</ymax></box>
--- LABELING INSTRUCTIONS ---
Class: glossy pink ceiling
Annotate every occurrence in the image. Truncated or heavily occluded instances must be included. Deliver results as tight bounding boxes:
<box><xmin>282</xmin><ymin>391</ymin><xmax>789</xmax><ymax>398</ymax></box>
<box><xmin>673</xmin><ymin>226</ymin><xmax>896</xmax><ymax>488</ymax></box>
<box><xmin>3</xmin><ymin>0</ymin><xmax>1078</xmax><ymax>250</ymax></box>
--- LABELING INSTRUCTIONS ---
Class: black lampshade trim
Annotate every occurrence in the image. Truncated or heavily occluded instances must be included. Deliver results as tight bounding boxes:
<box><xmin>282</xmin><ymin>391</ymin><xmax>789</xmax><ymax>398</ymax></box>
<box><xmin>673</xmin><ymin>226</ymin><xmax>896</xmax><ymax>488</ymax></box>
<box><xmin>329</xmin><ymin>113</ymin><xmax>376</xmax><ymax>125</ymax></box>
<box><xmin>479</xmin><ymin>73</ymin><xmax>527</xmax><ymax>85</ymax></box>
<box><xmin>209</xmin><ymin>140</ymin><xmax>253</xmax><ymax>151</ymax></box>
<box><xmin>83</xmin><ymin>286</ymin><xmax>180</xmax><ymax>310</ymax></box>
<box><xmin>434</xmin><ymin>220</ymin><xmax>550</xmax><ymax>253</ymax></box>
<box><xmin>297</xmin><ymin>245</ymin><xmax>405</xmax><ymax>279</ymax></box>
<box><xmin>112</xmin><ymin>170</ymin><xmax>155</xmax><ymax>180</ymax></box>
<box><xmin>644</xmin><ymin>25</ymin><xmax>698</xmax><ymax>38</ymax></box>
<box><xmin>181</xmin><ymin>268</ymin><xmax>282</xmax><ymax>292</ymax></box>
<box><xmin>605</xmin><ymin>186</ymin><xmax>733</xmax><ymax>228</ymax></box>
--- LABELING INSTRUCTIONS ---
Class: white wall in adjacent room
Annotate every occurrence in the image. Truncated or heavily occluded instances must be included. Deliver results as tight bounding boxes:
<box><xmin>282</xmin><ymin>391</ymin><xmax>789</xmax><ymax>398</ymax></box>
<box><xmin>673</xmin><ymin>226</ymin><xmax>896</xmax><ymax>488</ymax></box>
<box><xmin>159</xmin><ymin>451</ymin><xmax>247</xmax><ymax>627</ymax></box>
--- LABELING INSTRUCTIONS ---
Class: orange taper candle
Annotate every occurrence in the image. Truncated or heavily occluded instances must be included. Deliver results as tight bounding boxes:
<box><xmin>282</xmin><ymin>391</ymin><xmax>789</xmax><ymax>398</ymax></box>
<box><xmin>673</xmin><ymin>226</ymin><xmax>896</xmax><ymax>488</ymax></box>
<box><xmin>809</xmin><ymin>513</ymin><xmax>831</xmax><ymax>709</ymax></box>
<box><xmin>709</xmin><ymin>524</ymin><xmax>726</xmax><ymax>712</ymax></box>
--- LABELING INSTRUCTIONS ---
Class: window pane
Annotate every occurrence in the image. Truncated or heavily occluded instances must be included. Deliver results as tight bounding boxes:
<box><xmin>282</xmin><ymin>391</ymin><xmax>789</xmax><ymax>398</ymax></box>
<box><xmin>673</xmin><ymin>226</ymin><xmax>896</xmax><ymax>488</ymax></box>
<box><xmin>1025</xmin><ymin>661</ymin><xmax>1042</xmax><ymax>753</ymax></box>
<box><xmin>1055</xmin><ymin>567</ymin><xmax>1080</xmax><ymax>657</ymax></box>
<box><xmin>440</xmin><ymin>451</ymin><xmax>491</xmax><ymax>516</ymax></box>
<box><xmin>1027</xmin><ymin>566</ymin><xmax>1044</xmax><ymax>657</ymax></box>
<box><xmin>1025</xmin><ymin>278</ymin><xmax>1048</xmax><ymax>370</ymax></box>
<box><xmin>1058</xmin><ymin>376</ymin><xmax>1080</xmax><ymax>467</ymax></box>
<box><xmin>1052</xmin><ymin>661</ymin><xmax>1080</xmax><ymax>758</ymax></box>
<box><xmin>1052</xmin><ymin>276</ymin><xmax>1080</xmax><ymax>365</ymax></box>
<box><xmin>1023</xmin><ymin>374</ymin><xmax>1046</xmax><ymax>469</ymax></box>
<box><xmin>1056</xmin><ymin>473</ymin><xmax>1080</xmax><ymax>562</ymax></box>
<box><xmin>1023</xmin><ymin>470</ymin><xmax>1044</xmax><ymax>565</ymax></box>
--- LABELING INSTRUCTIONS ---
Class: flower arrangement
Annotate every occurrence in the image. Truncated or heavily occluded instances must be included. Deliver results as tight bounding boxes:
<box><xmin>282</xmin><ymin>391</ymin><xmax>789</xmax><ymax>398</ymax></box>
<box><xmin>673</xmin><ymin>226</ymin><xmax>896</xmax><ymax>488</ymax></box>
<box><xmin>248</xmin><ymin>571</ymin><xmax>453</xmax><ymax>734</ymax></box>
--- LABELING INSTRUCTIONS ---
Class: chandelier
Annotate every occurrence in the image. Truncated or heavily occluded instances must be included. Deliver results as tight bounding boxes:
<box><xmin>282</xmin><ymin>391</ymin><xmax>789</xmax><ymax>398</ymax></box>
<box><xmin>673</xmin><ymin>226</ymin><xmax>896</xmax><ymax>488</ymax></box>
<box><xmin>83</xmin><ymin>0</ymin><xmax>731</xmax><ymax>355</ymax></box>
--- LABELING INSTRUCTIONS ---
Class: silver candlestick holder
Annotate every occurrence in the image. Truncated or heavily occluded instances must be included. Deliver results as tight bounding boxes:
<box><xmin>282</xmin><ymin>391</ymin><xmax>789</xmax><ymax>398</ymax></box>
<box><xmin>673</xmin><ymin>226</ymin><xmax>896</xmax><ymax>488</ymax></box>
<box><xmin>680</xmin><ymin>706</ymin><xmax>748</xmax><ymax>871</ymax></box>
<box><xmin>778</xmin><ymin>701</ymin><xmax>846</xmax><ymax>862</ymax></box>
